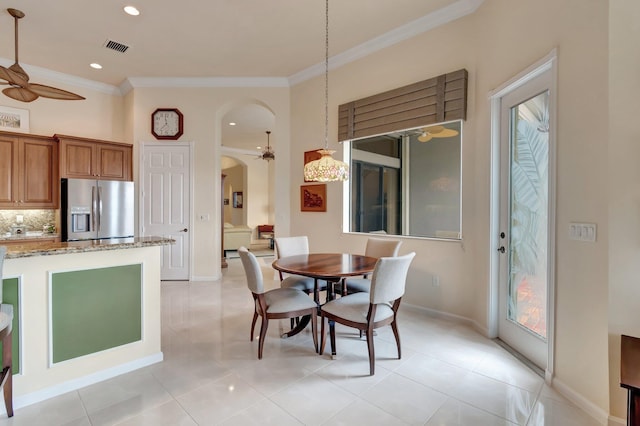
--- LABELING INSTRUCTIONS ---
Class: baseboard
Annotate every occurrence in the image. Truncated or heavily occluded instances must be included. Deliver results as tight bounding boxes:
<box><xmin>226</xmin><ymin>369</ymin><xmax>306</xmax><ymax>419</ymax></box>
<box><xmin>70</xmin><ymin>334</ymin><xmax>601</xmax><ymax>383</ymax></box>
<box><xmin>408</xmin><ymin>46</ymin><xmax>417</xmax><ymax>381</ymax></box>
<box><xmin>551</xmin><ymin>377</ymin><xmax>610</xmax><ymax>425</ymax></box>
<box><xmin>191</xmin><ymin>274</ymin><xmax>221</xmax><ymax>282</ymax></box>
<box><xmin>402</xmin><ymin>302</ymin><xmax>488</xmax><ymax>335</ymax></box>
<box><xmin>608</xmin><ymin>415</ymin><xmax>626</xmax><ymax>425</ymax></box>
<box><xmin>1</xmin><ymin>352</ymin><xmax>164</xmax><ymax>415</ymax></box>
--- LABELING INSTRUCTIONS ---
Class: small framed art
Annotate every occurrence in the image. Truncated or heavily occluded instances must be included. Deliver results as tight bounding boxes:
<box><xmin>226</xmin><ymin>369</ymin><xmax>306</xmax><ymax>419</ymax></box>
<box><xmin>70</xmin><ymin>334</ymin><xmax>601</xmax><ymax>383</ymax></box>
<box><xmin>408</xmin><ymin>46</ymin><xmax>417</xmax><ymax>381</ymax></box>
<box><xmin>303</xmin><ymin>149</ymin><xmax>323</xmax><ymax>182</ymax></box>
<box><xmin>300</xmin><ymin>184</ymin><xmax>326</xmax><ymax>212</ymax></box>
<box><xmin>0</xmin><ymin>106</ymin><xmax>29</xmax><ymax>133</ymax></box>
<box><xmin>233</xmin><ymin>192</ymin><xmax>243</xmax><ymax>208</ymax></box>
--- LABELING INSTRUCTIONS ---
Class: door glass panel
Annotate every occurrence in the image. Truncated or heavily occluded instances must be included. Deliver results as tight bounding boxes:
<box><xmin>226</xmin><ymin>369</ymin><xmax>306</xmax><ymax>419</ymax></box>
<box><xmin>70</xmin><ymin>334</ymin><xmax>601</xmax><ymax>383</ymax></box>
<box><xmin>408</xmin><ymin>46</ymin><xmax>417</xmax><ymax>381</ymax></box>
<box><xmin>508</xmin><ymin>91</ymin><xmax>549</xmax><ymax>339</ymax></box>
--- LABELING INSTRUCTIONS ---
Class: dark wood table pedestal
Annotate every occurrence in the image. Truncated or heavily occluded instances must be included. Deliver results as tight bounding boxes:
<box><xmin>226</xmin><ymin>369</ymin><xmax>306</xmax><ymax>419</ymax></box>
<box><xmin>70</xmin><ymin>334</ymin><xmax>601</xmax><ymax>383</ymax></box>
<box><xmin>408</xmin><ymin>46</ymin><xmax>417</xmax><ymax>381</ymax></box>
<box><xmin>621</xmin><ymin>335</ymin><xmax>640</xmax><ymax>426</ymax></box>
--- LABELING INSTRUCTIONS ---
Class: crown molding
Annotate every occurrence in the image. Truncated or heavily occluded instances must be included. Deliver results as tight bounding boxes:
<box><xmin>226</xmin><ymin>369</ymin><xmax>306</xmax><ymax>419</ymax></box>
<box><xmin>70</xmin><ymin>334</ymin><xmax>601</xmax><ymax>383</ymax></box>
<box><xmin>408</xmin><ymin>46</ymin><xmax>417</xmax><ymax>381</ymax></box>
<box><xmin>288</xmin><ymin>0</ymin><xmax>484</xmax><ymax>86</ymax></box>
<box><xmin>122</xmin><ymin>76</ymin><xmax>289</xmax><ymax>93</ymax></box>
<box><xmin>0</xmin><ymin>57</ymin><xmax>121</xmax><ymax>96</ymax></box>
<box><xmin>221</xmin><ymin>146</ymin><xmax>261</xmax><ymax>157</ymax></box>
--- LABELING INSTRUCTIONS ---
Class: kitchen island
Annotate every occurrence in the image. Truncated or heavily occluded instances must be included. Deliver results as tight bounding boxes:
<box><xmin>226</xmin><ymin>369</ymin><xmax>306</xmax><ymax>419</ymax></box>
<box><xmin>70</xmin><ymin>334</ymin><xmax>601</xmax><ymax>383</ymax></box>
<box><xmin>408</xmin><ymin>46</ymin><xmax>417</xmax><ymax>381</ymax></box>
<box><xmin>1</xmin><ymin>236</ymin><xmax>172</xmax><ymax>413</ymax></box>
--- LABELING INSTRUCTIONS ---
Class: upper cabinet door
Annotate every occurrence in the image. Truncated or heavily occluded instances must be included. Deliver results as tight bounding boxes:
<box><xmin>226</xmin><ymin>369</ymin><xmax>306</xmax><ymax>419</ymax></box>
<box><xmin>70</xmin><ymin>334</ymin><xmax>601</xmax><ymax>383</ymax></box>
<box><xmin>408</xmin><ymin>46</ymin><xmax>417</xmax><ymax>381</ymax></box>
<box><xmin>57</xmin><ymin>135</ymin><xmax>132</xmax><ymax>181</ymax></box>
<box><xmin>0</xmin><ymin>133</ymin><xmax>58</xmax><ymax>209</ymax></box>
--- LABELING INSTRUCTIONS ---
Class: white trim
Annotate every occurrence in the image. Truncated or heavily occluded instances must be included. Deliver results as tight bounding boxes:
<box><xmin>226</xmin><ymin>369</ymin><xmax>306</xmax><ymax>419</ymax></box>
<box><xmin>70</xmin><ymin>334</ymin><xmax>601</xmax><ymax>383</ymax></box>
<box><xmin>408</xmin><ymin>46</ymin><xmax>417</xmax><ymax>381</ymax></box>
<box><xmin>221</xmin><ymin>146</ymin><xmax>261</xmax><ymax>157</ymax></box>
<box><xmin>124</xmin><ymin>77</ymin><xmax>289</xmax><ymax>91</ymax></box>
<box><xmin>551</xmin><ymin>377</ymin><xmax>610</xmax><ymax>426</ymax></box>
<box><xmin>190</xmin><ymin>274</ymin><xmax>222</xmax><ymax>282</ymax></box>
<box><xmin>488</xmin><ymin>48</ymin><xmax>558</xmax><ymax>374</ymax></box>
<box><xmin>0</xmin><ymin>352</ymin><xmax>163</xmax><ymax>416</ymax></box>
<box><xmin>289</xmin><ymin>0</ymin><xmax>485</xmax><ymax>85</ymax></box>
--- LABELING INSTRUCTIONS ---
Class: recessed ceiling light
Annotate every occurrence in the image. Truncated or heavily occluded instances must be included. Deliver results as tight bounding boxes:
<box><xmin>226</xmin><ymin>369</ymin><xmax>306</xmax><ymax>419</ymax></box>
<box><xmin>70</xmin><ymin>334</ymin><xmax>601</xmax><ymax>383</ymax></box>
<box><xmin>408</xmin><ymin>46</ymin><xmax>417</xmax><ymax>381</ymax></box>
<box><xmin>90</xmin><ymin>63</ymin><xmax>103</xmax><ymax>69</ymax></box>
<box><xmin>229</xmin><ymin>122</ymin><xmax>236</xmax><ymax>126</ymax></box>
<box><xmin>124</xmin><ymin>6</ymin><xmax>140</xmax><ymax>16</ymax></box>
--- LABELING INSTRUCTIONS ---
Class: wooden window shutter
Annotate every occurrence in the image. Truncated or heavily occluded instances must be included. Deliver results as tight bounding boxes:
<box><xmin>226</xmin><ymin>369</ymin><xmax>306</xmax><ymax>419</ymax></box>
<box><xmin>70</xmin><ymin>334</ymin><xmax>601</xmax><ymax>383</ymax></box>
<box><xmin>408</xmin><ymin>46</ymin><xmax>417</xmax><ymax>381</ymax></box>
<box><xmin>338</xmin><ymin>69</ymin><xmax>467</xmax><ymax>142</ymax></box>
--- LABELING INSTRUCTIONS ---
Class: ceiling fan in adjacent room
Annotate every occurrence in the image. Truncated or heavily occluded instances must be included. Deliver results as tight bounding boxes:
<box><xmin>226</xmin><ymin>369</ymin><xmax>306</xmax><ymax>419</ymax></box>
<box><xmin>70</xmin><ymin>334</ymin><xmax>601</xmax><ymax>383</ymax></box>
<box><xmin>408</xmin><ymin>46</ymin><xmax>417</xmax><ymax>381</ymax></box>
<box><xmin>258</xmin><ymin>130</ymin><xmax>275</xmax><ymax>161</ymax></box>
<box><xmin>417</xmin><ymin>125</ymin><xmax>459</xmax><ymax>142</ymax></box>
<box><xmin>0</xmin><ymin>8</ymin><xmax>85</xmax><ymax>102</ymax></box>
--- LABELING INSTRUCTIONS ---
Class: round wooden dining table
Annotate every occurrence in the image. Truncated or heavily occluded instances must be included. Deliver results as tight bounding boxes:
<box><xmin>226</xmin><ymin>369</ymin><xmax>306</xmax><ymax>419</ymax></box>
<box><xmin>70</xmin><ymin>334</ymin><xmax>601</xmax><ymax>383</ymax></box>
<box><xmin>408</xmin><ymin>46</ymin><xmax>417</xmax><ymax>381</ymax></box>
<box><xmin>272</xmin><ymin>253</ymin><xmax>378</xmax><ymax>350</ymax></box>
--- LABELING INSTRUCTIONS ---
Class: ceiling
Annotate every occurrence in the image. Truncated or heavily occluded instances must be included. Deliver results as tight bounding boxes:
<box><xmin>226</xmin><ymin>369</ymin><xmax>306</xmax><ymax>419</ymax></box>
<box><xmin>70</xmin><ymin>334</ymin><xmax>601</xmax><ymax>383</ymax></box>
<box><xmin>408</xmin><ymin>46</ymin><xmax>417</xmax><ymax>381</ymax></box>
<box><xmin>0</xmin><ymin>0</ymin><xmax>479</xmax><ymax>152</ymax></box>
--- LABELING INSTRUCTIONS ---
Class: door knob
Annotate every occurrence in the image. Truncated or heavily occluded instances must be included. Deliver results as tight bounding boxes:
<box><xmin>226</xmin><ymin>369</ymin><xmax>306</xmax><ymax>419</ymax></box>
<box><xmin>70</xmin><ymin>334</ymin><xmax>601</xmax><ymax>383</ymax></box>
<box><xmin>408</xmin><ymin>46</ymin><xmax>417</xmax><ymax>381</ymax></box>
<box><xmin>179</xmin><ymin>228</ymin><xmax>188</xmax><ymax>232</ymax></box>
<box><xmin>497</xmin><ymin>246</ymin><xmax>505</xmax><ymax>253</ymax></box>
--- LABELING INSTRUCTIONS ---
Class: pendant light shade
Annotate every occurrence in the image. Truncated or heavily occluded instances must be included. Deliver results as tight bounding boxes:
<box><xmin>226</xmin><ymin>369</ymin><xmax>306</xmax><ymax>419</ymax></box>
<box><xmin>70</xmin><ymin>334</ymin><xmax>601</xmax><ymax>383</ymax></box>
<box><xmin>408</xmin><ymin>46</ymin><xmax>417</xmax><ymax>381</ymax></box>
<box><xmin>303</xmin><ymin>0</ymin><xmax>349</xmax><ymax>182</ymax></box>
<box><xmin>303</xmin><ymin>149</ymin><xmax>349</xmax><ymax>182</ymax></box>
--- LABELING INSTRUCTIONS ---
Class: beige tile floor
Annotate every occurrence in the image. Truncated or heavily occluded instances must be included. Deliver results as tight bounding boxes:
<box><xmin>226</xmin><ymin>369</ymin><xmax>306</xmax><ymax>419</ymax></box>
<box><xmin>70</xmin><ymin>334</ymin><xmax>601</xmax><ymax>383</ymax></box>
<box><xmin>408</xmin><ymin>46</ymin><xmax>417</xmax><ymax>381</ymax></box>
<box><xmin>0</xmin><ymin>257</ymin><xmax>601</xmax><ymax>425</ymax></box>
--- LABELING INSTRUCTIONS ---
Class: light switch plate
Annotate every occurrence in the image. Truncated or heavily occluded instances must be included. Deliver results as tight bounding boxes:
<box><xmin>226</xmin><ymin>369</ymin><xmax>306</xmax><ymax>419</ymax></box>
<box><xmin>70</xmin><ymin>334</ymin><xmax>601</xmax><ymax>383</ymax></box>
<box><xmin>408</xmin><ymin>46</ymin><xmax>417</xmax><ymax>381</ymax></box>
<box><xmin>569</xmin><ymin>222</ymin><xmax>596</xmax><ymax>242</ymax></box>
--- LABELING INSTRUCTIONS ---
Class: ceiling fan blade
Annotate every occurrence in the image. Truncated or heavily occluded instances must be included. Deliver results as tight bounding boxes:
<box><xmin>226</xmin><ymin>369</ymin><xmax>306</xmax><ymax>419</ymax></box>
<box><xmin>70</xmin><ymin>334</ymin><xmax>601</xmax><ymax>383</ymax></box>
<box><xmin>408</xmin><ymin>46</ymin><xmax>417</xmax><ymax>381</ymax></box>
<box><xmin>26</xmin><ymin>83</ymin><xmax>85</xmax><ymax>100</ymax></box>
<box><xmin>0</xmin><ymin>65</ymin><xmax>28</xmax><ymax>87</ymax></box>
<box><xmin>2</xmin><ymin>86</ymin><xmax>38</xmax><ymax>102</ymax></box>
<box><xmin>431</xmin><ymin>128</ymin><xmax>459</xmax><ymax>138</ymax></box>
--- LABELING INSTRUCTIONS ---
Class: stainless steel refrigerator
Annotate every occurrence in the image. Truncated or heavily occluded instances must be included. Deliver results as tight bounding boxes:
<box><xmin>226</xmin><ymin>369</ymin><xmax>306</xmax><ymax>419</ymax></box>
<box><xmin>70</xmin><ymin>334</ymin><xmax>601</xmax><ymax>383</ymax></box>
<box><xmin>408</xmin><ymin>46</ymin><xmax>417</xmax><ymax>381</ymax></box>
<box><xmin>61</xmin><ymin>178</ymin><xmax>134</xmax><ymax>241</ymax></box>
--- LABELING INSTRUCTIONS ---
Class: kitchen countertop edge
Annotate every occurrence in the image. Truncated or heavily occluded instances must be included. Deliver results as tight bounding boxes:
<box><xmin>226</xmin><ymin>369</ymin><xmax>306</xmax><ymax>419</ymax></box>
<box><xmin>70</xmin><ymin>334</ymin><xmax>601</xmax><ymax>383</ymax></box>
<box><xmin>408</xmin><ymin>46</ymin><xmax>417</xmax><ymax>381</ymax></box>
<box><xmin>2</xmin><ymin>236</ymin><xmax>175</xmax><ymax>259</ymax></box>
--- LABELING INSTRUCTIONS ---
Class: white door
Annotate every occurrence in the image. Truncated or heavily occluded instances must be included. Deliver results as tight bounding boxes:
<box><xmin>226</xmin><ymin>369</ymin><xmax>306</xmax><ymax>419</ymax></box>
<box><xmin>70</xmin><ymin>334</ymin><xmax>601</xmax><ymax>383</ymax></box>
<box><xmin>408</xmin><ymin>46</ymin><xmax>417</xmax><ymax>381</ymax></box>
<box><xmin>497</xmin><ymin>64</ymin><xmax>555</xmax><ymax>370</ymax></box>
<box><xmin>141</xmin><ymin>143</ymin><xmax>191</xmax><ymax>280</ymax></box>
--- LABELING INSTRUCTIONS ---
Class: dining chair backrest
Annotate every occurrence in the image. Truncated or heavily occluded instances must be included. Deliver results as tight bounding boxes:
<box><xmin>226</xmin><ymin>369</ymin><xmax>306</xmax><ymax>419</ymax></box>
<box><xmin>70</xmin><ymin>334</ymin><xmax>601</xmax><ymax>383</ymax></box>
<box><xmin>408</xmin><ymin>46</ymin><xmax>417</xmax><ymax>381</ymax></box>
<box><xmin>238</xmin><ymin>247</ymin><xmax>264</xmax><ymax>294</ymax></box>
<box><xmin>364</xmin><ymin>238</ymin><xmax>402</xmax><ymax>259</ymax></box>
<box><xmin>369</xmin><ymin>252</ymin><xmax>415</xmax><ymax>304</ymax></box>
<box><xmin>0</xmin><ymin>246</ymin><xmax>5</xmax><ymax>302</ymax></box>
<box><xmin>274</xmin><ymin>236</ymin><xmax>309</xmax><ymax>259</ymax></box>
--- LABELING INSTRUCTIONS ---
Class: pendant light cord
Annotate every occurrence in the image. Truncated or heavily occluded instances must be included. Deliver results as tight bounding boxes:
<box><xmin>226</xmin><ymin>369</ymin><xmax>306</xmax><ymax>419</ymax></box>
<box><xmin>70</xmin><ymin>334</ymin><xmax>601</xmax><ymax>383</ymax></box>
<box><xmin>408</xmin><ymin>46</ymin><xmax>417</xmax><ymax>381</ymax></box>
<box><xmin>324</xmin><ymin>0</ymin><xmax>329</xmax><ymax>150</ymax></box>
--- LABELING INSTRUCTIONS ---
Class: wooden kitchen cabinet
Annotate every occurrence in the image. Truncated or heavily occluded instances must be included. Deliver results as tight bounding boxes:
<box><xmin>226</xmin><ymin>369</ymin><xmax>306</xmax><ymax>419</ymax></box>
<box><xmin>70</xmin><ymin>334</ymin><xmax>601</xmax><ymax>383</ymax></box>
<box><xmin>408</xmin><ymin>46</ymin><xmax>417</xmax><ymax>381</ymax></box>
<box><xmin>55</xmin><ymin>134</ymin><xmax>132</xmax><ymax>181</ymax></box>
<box><xmin>0</xmin><ymin>132</ymin><xmax>59</xmax><ymax>209</ymax></box>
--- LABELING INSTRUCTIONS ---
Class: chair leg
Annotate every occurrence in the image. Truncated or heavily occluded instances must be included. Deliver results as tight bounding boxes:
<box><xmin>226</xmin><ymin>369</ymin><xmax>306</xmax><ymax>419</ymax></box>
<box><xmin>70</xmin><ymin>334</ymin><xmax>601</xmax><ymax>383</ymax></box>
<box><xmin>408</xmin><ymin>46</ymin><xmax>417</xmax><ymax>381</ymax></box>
<box><xmin>258</xmin><ymin>317</ymin><xmax>269</xmax><ymax>359</ymax></box>
<box><xmin>310</xmin><ymin>311</ymin><xmax>318</xmax><ymax>354</ymax></box>
<box><xmin>250</xmin><ymin>310</ymin><xmax>258</xmax><ymax>341</ymax></box>
<box><xmin>1</xmin><ymin>330</ymin><xmax>12</xmax><ymax>417</ymax></box>
<box><xmin>319</xmin><ymin>315</ymin><xmax>326</xmax><ymax>355</ymax></box>
<box><xmin>329</xmin><ymin>320</ymin><xmax>337</xmax><ymax>359</ymax></box>
<box><xmin>391</xmin><ymin>319</ymin><xmax>401</xmax><ymax>359</ymax></box>
<box><xmin>366</xmin><ymin>326</ymin><xmax>375</xmax><ymax>375</ymax></box>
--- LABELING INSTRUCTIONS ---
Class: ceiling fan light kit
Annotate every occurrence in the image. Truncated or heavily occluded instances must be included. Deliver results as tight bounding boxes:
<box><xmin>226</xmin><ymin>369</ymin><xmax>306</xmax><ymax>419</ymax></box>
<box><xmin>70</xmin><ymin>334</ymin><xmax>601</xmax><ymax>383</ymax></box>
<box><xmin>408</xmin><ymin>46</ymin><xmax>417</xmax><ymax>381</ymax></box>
<box><xmin>303</xmin><ymin>0</ymin><xmax>349</xmax><ymax>183</ymax></box>
<box><xmin>0</xmin><ymin>8</ymin><xmax>85</xmax><ymax>102</ymax></box>
<box><xmin>259</xmin><ymin>130</ymin><xmax>275</xmax><ymax>161</ymax></box>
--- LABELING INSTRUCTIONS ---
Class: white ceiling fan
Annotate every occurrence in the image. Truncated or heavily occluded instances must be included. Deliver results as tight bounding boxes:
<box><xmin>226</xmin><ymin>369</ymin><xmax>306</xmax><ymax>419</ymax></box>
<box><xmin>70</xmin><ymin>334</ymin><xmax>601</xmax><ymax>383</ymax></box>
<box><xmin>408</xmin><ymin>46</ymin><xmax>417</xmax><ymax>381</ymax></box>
<box><xmin>0</xmin><ymin>8</ymin><xmax>85</xmax><ymax>102</ymax></box>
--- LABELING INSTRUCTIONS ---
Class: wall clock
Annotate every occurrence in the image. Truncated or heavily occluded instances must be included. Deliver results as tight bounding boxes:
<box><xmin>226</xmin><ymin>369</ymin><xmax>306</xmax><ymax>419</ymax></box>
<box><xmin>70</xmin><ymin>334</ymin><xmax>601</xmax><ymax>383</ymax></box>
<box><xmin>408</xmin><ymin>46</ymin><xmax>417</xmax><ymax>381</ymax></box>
<box><xmin>151</xmin><ymin>108</ymin><xmax>183</xmax><ymax>140</ymax></box>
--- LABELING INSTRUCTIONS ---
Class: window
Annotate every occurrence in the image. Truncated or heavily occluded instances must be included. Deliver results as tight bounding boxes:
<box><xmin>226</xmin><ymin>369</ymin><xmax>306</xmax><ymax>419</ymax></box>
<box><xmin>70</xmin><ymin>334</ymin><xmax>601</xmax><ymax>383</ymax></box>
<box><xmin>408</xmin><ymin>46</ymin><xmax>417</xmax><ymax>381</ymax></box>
<box><xmin>347</xmin><ymin>120</ymin><xmax>462</xmax><ymax>239</ymax></box>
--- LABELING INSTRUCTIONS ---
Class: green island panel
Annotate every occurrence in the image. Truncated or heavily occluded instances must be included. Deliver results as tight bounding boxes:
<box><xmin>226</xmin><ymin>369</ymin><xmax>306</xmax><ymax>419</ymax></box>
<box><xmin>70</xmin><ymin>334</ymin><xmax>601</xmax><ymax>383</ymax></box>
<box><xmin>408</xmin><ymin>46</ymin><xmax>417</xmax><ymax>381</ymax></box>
<box><xmin>0</xmin><ymin>278</ymin><xmax>20</xmax><ymax>374</ymax></box>
<box><xmin>51</xmin><ymin>264</ymin><xmax>142</xmax><ymax>364</ymax></box>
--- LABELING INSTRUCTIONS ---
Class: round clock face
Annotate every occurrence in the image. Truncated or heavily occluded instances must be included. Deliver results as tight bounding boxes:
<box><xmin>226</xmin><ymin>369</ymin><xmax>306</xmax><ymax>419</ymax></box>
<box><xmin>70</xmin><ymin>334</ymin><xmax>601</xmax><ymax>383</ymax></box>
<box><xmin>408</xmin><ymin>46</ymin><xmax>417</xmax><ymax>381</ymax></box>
<box><xmin>152</xmin><ymin>108</ymin><xmax>183</xmax><ymax>140</ymax></box>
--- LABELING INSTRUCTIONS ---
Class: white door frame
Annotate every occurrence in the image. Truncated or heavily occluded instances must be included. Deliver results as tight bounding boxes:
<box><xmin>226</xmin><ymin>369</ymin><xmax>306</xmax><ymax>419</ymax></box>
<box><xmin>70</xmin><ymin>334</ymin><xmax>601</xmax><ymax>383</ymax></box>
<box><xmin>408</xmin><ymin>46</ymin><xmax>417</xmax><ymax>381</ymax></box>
<box><xmin>488</xmin><ymin>49</ymin><xmax>557</xmax><ymax>382</ymax></box>
<box><xmin>139</xmin><ymin>141</ymin><xmax>194</xmax><ymax>280</ymax></box>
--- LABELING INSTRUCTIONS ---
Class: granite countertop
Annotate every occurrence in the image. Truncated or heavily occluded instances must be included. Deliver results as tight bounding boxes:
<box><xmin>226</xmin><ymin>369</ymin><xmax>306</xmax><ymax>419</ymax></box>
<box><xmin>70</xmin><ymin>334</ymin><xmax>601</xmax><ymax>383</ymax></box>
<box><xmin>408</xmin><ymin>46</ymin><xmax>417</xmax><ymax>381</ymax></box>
<box><xmin>0</xmin><ymin>231</ymin><xmax>60</xmax><ymax>241</ymax></box>
<box><xmin>2</xmin><ymin>236</ymin><xmax>175</xmax><ymax>259</ymax></box>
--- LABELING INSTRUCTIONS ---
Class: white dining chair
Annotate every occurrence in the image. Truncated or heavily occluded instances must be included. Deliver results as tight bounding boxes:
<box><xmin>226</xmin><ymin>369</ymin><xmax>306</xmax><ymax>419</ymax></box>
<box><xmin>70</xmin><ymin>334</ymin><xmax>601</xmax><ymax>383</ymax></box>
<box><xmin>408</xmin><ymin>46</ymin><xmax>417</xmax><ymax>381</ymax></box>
<box><xmin>274</xmin><ymin>236</ymin><xmax>326</xmax><ymax>303</ymax></box>
<box><xmin>320</xmin><ymin>252</ymin><xmax>415</xmax><ymax>375</ymax></box>
<box><xmin>341</xmin><ymin>238</ymin><xmax>402</xmax><ymax>295</ymax></box>
<box><xmin>238</xmin><ymin>247</ymin><xmax>318</xmax><ymax>359</ymax></box>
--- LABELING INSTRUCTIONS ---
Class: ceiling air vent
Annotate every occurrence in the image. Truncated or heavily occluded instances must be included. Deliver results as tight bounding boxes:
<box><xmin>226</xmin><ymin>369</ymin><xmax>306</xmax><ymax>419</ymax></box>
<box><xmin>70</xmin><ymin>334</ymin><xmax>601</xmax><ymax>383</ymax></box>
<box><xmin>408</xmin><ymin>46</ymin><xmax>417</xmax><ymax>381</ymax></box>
<box><xmin>103</xmin><ymin>39</ymin><xmax>129</xmax><ymax>53</ymax></box>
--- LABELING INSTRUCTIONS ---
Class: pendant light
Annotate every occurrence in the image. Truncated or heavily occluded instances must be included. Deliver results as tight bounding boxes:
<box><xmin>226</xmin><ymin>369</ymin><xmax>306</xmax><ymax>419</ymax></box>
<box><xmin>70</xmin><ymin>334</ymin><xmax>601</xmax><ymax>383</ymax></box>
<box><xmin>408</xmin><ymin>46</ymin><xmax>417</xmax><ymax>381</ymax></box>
<box><xmin>260</xmin><ymin>130</ymin><xmax>275</xmax><ymax>161</ymax></box>
<box><xmin>303</xmin><ymin>0</ymin><xmax>349</xmax><ymax>182</ymax></box>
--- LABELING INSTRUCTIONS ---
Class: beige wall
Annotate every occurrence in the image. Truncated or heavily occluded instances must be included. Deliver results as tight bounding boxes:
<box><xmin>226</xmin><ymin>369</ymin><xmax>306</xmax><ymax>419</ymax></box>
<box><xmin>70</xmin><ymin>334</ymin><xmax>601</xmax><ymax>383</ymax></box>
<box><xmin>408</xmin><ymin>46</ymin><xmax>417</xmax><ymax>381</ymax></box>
<box><xmin>290</xmin><ymin>0</ymin><xmax>610</xmax><ymax>418</ymax></box>
<box><xmin>128</xmin><ymin>87</ymin><xmax>290</xmax><ymax>280</ymax></box>
<box><xmin>608</xmin><ymin>0</ymin><xmax>640</xmax><ymax>419</ymax></box>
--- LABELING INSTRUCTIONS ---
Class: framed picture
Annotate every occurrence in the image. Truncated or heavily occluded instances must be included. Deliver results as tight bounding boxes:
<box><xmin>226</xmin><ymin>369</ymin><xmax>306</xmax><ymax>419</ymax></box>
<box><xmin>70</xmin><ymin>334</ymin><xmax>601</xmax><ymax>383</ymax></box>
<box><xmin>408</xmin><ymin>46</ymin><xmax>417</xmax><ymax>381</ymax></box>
<box><xmin>300</xmin><ymin>184</ymin><xmax>326</xmax><ymax>212</ymax></box>
<box><xmin>232</xmin><ymin>191</ymin><xmax>243</xmax><ymax>208</ymax></box>
<box><xmin>223</xmin><ymin>198</ymin><xmax>229</xmax><ymax>205</ymax></box>
<box><xmin>303</xmin><ymin>149</ymin><xmax>322</xmax><ymax>182</ymax></box>
<box><xmin>0</xmin><ymin>106</ymin><xmax>29</xmax><ymax>133</ymax></box>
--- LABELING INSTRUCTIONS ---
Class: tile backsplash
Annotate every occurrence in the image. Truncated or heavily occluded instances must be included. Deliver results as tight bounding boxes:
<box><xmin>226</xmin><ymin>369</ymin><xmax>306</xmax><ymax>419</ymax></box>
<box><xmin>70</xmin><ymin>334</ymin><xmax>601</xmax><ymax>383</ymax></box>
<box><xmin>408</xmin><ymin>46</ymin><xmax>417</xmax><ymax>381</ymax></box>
<box><xmin>0</xmin><ymin>210</ymin><xmax>57</xmax><ymax>235</ymax></box>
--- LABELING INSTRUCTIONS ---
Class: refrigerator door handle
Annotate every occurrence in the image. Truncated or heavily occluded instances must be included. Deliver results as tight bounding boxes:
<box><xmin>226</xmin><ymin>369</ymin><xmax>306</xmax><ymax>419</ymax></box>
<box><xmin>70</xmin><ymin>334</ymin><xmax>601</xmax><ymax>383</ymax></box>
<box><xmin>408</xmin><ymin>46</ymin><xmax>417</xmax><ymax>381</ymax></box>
<box><xmin>91</xmin><ymin>186</ymin><xmax>97</xmax><ymax>232</ymax></box>
<box><xmin>97</xmin><ymin>186</ymin><xmax>103</xmax><ymax>232</ymax></box>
